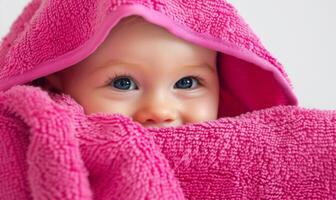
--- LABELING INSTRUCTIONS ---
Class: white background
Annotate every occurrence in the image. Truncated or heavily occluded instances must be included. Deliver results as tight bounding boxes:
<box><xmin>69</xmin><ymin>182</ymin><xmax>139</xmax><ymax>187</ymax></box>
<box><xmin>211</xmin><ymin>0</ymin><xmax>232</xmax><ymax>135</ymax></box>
<box><xmin>1</xmin><ymin>0</ymin><xmax>335</xmax><ymax>109</ymax></box>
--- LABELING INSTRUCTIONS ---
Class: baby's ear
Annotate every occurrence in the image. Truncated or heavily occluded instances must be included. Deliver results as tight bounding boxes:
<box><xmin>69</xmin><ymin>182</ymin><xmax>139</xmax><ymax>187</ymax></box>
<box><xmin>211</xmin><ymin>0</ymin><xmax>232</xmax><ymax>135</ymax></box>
<box><xmin>44</xmin><ymin>73</ymin><xmax>63</xmax><ymax>92</ymax></box>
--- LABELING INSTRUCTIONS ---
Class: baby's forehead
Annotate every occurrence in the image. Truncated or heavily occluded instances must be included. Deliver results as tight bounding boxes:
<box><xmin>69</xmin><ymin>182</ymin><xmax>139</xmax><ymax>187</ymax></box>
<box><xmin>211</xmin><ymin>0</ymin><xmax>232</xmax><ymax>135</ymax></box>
<box><xmin>76</xmin><ymin>16</ymin><xmax>218</xmax><ymax>76</ymax></box>
<box><xmin>89</xmin><ymin>58</ymin><xmax>217</xmax><ymax>76</ymax></box>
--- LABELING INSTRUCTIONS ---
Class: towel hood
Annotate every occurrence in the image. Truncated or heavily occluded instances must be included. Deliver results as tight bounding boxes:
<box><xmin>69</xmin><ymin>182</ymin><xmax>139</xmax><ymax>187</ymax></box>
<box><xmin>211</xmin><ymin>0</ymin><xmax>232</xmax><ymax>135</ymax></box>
<box><xmin>0</xmin><ymin>0</ymin><xmax>298</xmax><ymax>117</ymax></box>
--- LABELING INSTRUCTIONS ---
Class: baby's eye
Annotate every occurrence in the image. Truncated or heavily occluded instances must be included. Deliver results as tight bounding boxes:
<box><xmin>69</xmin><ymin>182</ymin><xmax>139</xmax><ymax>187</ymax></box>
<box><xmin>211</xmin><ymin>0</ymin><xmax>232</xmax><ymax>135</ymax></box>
<box><xmin>174</xmin><ymin>76</ymin><xmax>199</xmax><ymax>89</ymax></box>
<box><xmin>111</xmin><ymin>77</ymin><xmax>138</xmax><ymax>90</ymax></box>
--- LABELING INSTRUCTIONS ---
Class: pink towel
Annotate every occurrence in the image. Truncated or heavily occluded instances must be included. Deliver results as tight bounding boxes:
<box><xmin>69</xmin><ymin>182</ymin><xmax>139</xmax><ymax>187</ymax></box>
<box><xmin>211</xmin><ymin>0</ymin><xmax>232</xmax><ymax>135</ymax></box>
<box><xmin>0</xmin><ymin>0</ymin><xmax>298</xmax><ymax>117</ymax></box>
<box><xmin>1</xmin><ymin>85</ymin><xmax>335</xmax><ymax>199</ymax></box>
<box><xmin>0</xmin><ymin>0</ymin><xmax>335</xmax><ymax>199</ymax></box>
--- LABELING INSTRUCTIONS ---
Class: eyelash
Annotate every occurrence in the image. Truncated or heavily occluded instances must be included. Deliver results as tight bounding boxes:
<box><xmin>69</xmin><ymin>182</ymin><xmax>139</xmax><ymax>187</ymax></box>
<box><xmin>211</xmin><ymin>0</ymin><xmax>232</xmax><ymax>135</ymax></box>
<box><xmin>105</xmin><ymin>72</ymin><xmax>205</xmax><ymax>88</ymax></box>
<box><xmin>105</xmin><ymin>72</ymin><xmax>135</xmax><ymax>86</ymax></box>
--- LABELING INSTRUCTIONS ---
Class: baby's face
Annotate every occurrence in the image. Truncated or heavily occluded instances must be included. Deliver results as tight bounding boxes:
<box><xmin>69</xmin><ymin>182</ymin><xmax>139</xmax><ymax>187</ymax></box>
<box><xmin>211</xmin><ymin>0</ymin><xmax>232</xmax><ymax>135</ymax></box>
<box><xmin>47</xmin><ymin>17</ymin><xmax>219</xmax><ymax>128</ymax></box>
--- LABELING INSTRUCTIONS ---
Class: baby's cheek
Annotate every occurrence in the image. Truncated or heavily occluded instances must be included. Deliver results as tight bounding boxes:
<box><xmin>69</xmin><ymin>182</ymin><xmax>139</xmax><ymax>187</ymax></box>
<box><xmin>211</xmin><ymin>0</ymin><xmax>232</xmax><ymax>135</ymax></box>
<box><xmin>78</xmin><ymin>98</ymin><xmax>106</xmax><ymax>115</ymax></box>
<box><xmin>77</xmin><ymin>96</ymin><xmax>130</xmax><ymax>116</ymax></box>
<box><xmin>182</xmin><ymin>101</ymin><xmax>218</xmax><ymax>124</ymax></box>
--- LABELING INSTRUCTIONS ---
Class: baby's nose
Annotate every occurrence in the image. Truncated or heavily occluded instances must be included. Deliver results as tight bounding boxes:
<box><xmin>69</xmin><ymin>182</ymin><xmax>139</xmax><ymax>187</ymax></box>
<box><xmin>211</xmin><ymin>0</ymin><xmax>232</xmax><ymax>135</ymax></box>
<box><xmin>133</xmin><ymin>104</ymin><xmax>179</xmax><ymax>128</ymax></box>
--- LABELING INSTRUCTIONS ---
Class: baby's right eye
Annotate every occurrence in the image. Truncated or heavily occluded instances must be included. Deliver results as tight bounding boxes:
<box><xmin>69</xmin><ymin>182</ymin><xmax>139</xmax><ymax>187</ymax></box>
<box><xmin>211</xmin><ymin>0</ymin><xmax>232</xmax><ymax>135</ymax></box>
<box><xmin>110</xmin><ymin>76</ymin><xmax>138</xmax><ymax>90</ymax></box>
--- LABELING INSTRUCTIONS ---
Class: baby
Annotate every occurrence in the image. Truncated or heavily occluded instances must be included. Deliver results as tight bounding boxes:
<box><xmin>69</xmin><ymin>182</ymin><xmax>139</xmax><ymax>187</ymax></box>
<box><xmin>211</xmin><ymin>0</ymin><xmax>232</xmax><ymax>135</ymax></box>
<box><xmin>41</xmin><ymin>16</ymin><xmax>220</xmax><ymax>128</ymax></box>
<box><xmin>4</xmin><ymin>1</ymin><xmax>334</xmax><ymax>199</ymax></box>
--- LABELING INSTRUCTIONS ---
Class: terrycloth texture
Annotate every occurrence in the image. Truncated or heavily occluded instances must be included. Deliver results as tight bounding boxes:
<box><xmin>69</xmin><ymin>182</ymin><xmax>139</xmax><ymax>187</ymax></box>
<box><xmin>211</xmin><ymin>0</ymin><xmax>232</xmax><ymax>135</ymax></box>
<box><xmin>1</xmin><ymin>85</ymin><xmax>335</xmax><ymax>199</ymax></box>
<box><xmin>0</xmin><ymin>0</ymin><xmax>298</xmax><ymax>117</ymax></box>
<box><xmin>0</xmin><ymin>0</ymin><xmax>334</xmax><ymax>199</ymax></box>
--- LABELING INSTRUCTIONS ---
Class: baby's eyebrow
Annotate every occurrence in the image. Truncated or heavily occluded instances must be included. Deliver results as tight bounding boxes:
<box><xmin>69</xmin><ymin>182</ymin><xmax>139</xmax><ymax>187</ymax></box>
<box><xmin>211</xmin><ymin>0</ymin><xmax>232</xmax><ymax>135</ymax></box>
<box><xmin>96</xmin><ymin>59</ymin><xmax>216</xmax><ymax>73</ymax></box>
<box><xmin>92</xmin><ymin>59</ymin><xmax>139</xmax><ymax>73</ymax></box>
<box><xmin>184</xmin><ymin>63</ymin><xmax>216</xmax><ymax>73</ymax></box>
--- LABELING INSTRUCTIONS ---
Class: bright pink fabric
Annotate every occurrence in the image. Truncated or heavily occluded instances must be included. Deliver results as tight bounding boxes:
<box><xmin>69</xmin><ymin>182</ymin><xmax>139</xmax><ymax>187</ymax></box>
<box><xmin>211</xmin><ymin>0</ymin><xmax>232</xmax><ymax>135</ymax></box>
<box><xmin>1</xmin><ymin>85</ymin><xmax>335</xmax><ymax>199</ymax></box>
<box><xmin>0</xmin><ymin>0</ymin><xmax>297</xmax><ymax>117</ymax></box>
<box><xmin>1</xmin><ymin>0</ymin><xmax>334</xmax><ymax>199</ymax></box>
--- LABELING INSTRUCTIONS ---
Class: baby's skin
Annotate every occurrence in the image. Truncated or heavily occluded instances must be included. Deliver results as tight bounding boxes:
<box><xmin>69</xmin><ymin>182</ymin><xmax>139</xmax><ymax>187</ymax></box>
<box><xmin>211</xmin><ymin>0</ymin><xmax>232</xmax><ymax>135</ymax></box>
<box><xmin>45</xmin><ymin>16</ymin><xmax>219</xmax><ymax>128</ymax></box>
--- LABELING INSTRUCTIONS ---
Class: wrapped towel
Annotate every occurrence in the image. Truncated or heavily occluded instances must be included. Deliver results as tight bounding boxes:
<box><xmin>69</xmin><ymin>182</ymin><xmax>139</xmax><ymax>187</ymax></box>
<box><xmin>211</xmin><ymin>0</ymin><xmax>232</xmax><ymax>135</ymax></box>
<box><xmin>0</xmin><ymin>85</ymin><xmax>335</xmax><ymax>199</ymax></box>
<box><xmin>0</xmin><ymin>0</ymin><xmax>335</xmax><ymax>199</ymax></box>
<box><xmin>0</xmin><ymin>0</ymin><xmax>298</xmax><ymax>117</ymax></box>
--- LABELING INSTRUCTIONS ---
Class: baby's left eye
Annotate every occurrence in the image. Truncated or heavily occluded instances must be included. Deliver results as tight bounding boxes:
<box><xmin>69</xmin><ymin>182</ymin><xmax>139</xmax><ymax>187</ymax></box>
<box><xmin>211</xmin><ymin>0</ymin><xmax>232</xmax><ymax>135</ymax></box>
<box><xmin>174</xmin><ymin>76</ymin><xmax>199</xmax><ymax>89</ymax></box>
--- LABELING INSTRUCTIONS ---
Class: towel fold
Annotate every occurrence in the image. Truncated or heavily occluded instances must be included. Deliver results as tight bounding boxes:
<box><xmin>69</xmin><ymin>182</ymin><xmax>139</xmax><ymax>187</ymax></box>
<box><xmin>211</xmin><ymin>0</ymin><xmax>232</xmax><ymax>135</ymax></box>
<box><xmin>1</xmin><ymin>0</ymin><xmax>335</xmax><ymax>199</ymax></box>
<box><xmin>0</xmin><ymin>0</ymin><xmax>298</xmax><ymax>117</ymax></box>
<box><xmin>1</xmin><ymin>85</ymin><xmax>335</xmax><ymax>199</ymax></box>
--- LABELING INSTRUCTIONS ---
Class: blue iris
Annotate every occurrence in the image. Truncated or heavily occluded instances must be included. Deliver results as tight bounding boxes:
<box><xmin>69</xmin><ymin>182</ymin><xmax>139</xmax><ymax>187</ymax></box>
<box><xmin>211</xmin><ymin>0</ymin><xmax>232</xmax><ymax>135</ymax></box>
<box><xmin>174</xmin><ymin>77</ymin><xmax>197</xmax><ymax>89</ymax></box>
<box><xmin>113</xmin><ymin>77</ymin><xmax>137</xmax><ymax>90</ymax></box>
<box><xmin>112</xmin><ymin>76</ymin><xmax>198</xmax><ymax>90</ymax></box>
